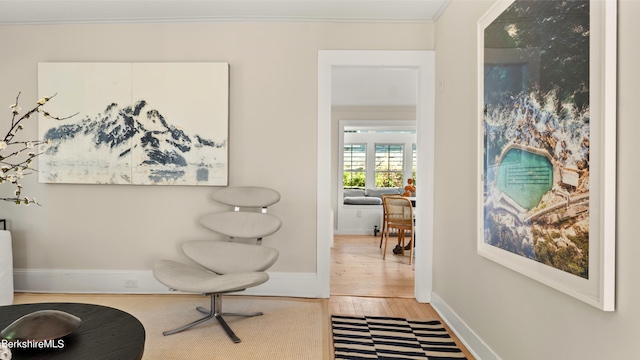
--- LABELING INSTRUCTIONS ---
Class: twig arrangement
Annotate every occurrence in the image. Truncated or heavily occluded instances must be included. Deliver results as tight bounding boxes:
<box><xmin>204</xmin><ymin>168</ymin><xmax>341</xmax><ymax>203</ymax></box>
<box><xmin>1</xmin><ymin>92</ymin><xmax>76</xmax><ymax>204</ymax></box>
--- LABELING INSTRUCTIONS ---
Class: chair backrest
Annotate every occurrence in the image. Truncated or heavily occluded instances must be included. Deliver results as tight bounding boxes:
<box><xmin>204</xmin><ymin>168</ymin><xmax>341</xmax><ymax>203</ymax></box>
<box><xmin>183</xmin><ymin>241</ymin><xmax>279</xmax><ymax>274</ymax></box>
<box><xmin>201</xmin><ymin>186</ymin><xmax>282</xmax><ymax>244</ymax></box>
<box><xmin>200</xmin><ymin>212</ymin><xmax>282</xmax><ymax>238</ymax></box>
<box><xmin>211</xmin><ymin>186</ymin><xmax>281</xmax><ymax>210</ymax></box>
<box><xmin>383</xmin><ymin>196</ymin><xmax>413</xmax><ymax>227</ymax></box>
<box><xmin>381</xmin><ymin>194</ymin><xmax>401</xmax><ymax>217</ymax></box>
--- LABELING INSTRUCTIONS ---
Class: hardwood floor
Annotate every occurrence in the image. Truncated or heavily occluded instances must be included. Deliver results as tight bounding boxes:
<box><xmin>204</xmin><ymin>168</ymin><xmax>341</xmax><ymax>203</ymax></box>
<box><xmin>329</xmin><ymin>235</ymin><xmax>475</xmax><ymax>359</ymax></box>
<box><xmin>331</xmin><ymin>234</ymin><xmax>414</xmax><ymax>298</ymax></box>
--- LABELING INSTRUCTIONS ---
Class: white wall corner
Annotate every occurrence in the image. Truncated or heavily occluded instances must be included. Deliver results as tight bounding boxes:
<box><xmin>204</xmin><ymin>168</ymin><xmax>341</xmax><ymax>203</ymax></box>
<box><xmin>13</xmin><ymin>269</ymin><xmax>322</xmax><ymax>298</ymax></box>
<box><xmin>430</xmin><ymin>292</ymin><xmax>500</xmax><ymax>360</ymax></box>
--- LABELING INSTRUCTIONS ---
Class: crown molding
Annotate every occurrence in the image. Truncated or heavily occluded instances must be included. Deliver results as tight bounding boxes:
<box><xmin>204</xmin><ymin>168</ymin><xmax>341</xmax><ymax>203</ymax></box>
<box><xmin>0</xmin><ymin>0</ymin><xmax>450</xmax><ymax>25</ymax></box>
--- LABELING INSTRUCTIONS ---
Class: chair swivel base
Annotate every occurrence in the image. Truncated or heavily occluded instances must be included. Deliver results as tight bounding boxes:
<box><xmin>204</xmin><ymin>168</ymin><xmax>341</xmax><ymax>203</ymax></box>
<box><xmin>162</xmin><ymin>293</ymin><xmax>262</xmax><ymax>343</ymax></box>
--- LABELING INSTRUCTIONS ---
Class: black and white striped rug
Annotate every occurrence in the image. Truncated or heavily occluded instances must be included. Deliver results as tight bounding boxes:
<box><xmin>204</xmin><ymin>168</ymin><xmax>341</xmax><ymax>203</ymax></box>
<box><xmin>332</xmin><ymin>315</ymin><xmax>467</xmax><ymax>360</ymax></box>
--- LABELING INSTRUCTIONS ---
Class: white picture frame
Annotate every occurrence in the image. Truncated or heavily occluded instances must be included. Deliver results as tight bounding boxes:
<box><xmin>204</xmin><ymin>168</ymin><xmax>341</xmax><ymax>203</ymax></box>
<box><xmin>477</xmin><ymin>0</ymin><xmax>616</xmax><ymax>310</ymax></box>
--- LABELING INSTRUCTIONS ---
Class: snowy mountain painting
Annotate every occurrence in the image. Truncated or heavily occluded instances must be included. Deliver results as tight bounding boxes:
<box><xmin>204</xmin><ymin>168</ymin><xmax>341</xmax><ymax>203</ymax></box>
<box><xmin>37</xmin><ymin>62</ymin><xmax>229</xmax><ymax>186</ymax></box>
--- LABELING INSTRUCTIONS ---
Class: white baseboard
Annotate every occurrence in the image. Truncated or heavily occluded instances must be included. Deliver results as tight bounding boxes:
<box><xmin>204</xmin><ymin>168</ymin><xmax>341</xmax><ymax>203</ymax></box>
<box><xmin>431</xmin><ymin>292</ymin><xmax>500</xmax><ymax>360</ymax></box>
<box><xmin>13</xmin><ymin>269</ymin><xmax>323</xmax><ymax>298</ymax></box>
<box><xmin>333</xmin><ymin>229</ymin><xmax>376</xmax><ymax>236</ymax></box>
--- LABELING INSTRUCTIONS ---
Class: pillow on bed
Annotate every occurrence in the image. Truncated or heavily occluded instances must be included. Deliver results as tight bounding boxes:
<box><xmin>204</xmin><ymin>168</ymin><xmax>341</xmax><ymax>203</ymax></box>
<box><xmin>343</xmin><ymin>197</ymin><xmax>383</xmax><ymax>205</ymax></box>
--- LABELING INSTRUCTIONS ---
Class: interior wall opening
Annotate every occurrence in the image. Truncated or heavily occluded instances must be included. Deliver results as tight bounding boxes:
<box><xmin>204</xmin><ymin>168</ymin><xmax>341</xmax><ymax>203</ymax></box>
<box><xmin>317</xmin><ymin>50</ymin><xmax>435</xmax><ymax>302</ymax></box>
<box><xmin>330</xmin><ymin>67</ymin><xmax>418</xmax><ymax>298</ymax></box>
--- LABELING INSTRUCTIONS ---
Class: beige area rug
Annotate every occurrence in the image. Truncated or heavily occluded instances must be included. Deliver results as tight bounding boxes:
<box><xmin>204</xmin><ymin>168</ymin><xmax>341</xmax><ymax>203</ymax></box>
<box><xmin>13</xmin><ymin>293</ymin><xmax>329</xmax><ymax>360</ymax></box>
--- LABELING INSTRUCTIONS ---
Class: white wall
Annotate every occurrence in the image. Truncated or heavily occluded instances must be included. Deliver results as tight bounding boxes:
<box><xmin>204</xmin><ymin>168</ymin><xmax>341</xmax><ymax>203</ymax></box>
<box><xmin>434</xmin><ymin>1</ymin><xmax>640</xmax><ymax>359</ymax></box>
<box><xmin>0</xmin><ymin>21</ymin><xmax>434</xmax><ymax>291</ymax></box>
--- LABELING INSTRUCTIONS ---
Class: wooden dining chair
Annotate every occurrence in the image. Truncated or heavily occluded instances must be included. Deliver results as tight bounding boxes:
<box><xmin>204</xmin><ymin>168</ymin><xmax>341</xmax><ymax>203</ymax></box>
<box><xmin>382</xmin><ymin>196</ymin><xmax>414</xmax><ymax>264</ymax></box>
<box><xmin>379</xmin><ymin>194</ymin><xmax>400</xmax><ymax>248</ymax></box>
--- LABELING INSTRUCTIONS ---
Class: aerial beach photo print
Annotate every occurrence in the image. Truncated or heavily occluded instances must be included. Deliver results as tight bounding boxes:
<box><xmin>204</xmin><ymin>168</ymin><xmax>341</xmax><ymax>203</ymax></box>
<box><xmin>481</xmin><ymin>0</ymin><xmax>590</xmax><ymax>279</ymax></box>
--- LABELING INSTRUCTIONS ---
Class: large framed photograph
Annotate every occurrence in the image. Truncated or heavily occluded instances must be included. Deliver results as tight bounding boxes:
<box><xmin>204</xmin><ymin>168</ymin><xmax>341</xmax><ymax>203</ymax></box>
<box><xmin>477</xmin><ymin>0</ymin><xmax>616</xmax><ymax>310</ymax></box>
<box><xmin>38</xmin><ymin>62</ymin><xmax>229</xmax><ymax>186</ymax></box>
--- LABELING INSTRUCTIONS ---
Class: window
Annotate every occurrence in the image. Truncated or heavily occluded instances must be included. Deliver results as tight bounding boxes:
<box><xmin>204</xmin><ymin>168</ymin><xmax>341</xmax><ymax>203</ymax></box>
<box><xmin>375</xmin><ymin>144</ymin><xmax>404</xmax><ymax>188</ymax></box>
<box><xmin>340</xmin><ymin>121</ymin><xmax>416</xmax><ymax>193</ymax></box>
<box><xmin>343</xmin><ymin>144</ymin><xmax>366</xmax><ymax>187</ymax></box>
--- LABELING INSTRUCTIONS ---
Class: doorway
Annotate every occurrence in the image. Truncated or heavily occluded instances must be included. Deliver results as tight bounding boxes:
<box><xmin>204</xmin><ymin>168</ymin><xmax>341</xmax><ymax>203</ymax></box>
<box><xmin>334</xmin><ymin>120</ymin><xmax>417</xmax><ymax>297</ymax></box>
<box><xmin>317</xmin><ymin>50</ymin><xmax>435</xmax><ymax>302</ymax></box>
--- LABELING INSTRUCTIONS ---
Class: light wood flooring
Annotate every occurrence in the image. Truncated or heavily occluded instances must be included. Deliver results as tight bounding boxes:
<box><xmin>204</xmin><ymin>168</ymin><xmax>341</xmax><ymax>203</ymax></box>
<box><xmin>328</xmin><ymin>234</ymin><xmax>475</xmax><ymax>360</ymax></box>
<box><xmin>331</xmin><ymin>234</ymin><xmax>414</xmax><ymax>297</ymax></box>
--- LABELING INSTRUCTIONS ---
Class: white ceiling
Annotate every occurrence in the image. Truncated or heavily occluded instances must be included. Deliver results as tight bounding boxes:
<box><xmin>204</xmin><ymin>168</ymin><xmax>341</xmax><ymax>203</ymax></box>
<box><xmin>0</xmin><ymin>0</ymin><xmax>442</xmax><ymax>107</ymax></box>
<box><xmin>0</xmin><ymin>0</ymin><xmax>450</xmax><ymax>24</ymax></box>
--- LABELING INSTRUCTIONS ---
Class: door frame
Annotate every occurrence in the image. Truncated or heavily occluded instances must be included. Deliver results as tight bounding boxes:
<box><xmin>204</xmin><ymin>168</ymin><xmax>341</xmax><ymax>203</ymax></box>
<box><xmin>317</xmin><ymin>50</ymin><xmax>435</xmax><ymax>302</ymax></box>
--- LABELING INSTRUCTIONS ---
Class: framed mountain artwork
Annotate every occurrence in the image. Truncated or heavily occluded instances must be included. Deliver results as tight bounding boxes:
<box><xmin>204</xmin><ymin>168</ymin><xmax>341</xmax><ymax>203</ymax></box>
<box><xmin>477</xmin><ymin>0</ymin><xmax>616</xmax><ymax>310</ymax></box>
<box><xmin>37</xmin><ymin>62</ymin><xmax>229</xmax><ymax>186</ymax></box>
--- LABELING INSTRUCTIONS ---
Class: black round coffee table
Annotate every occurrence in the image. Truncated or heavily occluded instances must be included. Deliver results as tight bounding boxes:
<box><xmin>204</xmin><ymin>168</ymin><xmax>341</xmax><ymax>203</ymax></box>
<box><xmin>0</xmin><ymin>302</ymin><xmax>145</xmax><ymax>360</ymax></box>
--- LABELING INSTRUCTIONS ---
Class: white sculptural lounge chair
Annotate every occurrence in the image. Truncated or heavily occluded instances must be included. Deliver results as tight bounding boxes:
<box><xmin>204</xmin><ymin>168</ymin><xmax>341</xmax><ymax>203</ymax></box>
<box><xmin>153</xmin><ymin>186</ymin><xmax>281</xmax><ymax>343</ymax></box>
